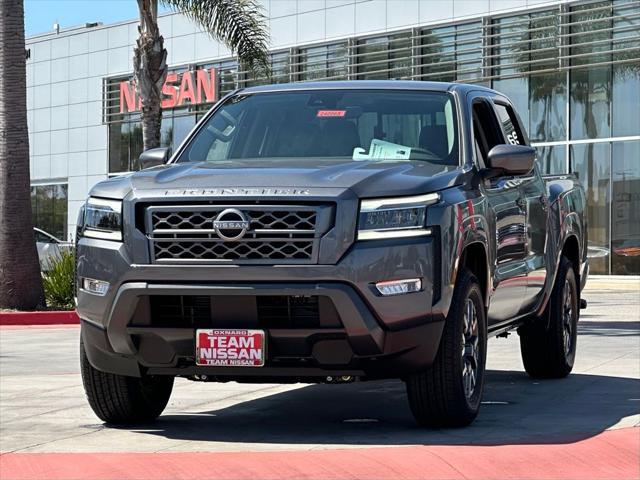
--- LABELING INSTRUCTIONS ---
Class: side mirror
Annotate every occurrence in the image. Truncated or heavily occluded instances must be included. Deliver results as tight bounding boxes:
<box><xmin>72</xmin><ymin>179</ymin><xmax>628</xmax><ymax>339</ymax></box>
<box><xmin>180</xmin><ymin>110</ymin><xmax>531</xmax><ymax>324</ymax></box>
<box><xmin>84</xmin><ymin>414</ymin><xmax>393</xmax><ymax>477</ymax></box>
<box><xmin>139</xmin><ymin>147</ymin><xmax>171</xmax><ymax>170</ymax></box>
<box><xmin>485</xmin><ymin>144</ymin><xmax>535</xmax><ymax>177</ymax></box>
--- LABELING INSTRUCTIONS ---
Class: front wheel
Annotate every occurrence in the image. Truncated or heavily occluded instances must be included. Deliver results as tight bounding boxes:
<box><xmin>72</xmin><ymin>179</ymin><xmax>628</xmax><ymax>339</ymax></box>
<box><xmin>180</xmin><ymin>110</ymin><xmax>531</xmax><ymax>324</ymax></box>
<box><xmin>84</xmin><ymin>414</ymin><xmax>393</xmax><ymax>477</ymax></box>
<box><xmin>405</xmin><ymin>268</ymin><xmax>487</xmax><ymax>427</ymax></box>
<box><xmin>80</xmin><ymin>340</ymin><xmax>174</xmax><ymax>425</ymax></box>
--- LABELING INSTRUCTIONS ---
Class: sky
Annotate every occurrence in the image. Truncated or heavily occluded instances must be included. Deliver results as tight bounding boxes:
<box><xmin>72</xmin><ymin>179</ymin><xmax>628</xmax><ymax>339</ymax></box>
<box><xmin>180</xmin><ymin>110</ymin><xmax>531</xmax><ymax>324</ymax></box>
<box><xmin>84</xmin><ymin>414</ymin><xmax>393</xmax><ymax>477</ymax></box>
<box><xmin>25</xmin><ymin>0</ymin><xmax>170</xmax><ymax>37</ymax></box>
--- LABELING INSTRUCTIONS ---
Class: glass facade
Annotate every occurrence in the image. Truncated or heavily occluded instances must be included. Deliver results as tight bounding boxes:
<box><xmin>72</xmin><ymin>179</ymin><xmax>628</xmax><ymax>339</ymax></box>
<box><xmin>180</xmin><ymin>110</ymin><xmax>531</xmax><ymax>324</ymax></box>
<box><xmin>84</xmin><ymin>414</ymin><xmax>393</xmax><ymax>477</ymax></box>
<box><xmin>571</xmin><ymin>140</ymin><xmax>640</xmax><ymax>275</ymax></box>
<box><xmin>108</xmin><ymin>109</ymin><xmax>197</xmax><ymax>172</ymax></box>
<box><xmin>537</xmin><ymin>145</ymin><xmax>566</xmax><ymax>175</ymax></box>
<box><xmin>102</xmin><ymin>0</ymin><xmax>639</xmax><ymax>273</ymax></box>
<box><xmin>572</xmin><ymin>143</ymin><xmax>611</xmax><ymax>274</ymax></box>
<box><xmin>31</xmin><ymin>184</ymin><xmax>68</xmax><ymax>240</ymax></box>
<box><xmin>419</xmin><ymin>22</ymin><xmax>483</xmax><ymax>82</ymax></box>
<box><xmin>297</xmin><ymin>43</ymin><xmax>348</xmax><ymax>81</ymax></box>
<box><xmin>611</xmin><ymin>141</ymin><xmax>640</xmax><ymax>274</ymax></box>
<box><xmin>245</xmin><ymin>52</ymin><xmax>291</xmax><ymax>86</ymax></box>
<box><xmin>492</xmin><ymin>10</ymin><xmax>567</xmax><ymax>143</ymax></box>
<box><xmin>356</xmin><ymin>32</ymin><xmax>412</xmax><ymax>80</ymax></box>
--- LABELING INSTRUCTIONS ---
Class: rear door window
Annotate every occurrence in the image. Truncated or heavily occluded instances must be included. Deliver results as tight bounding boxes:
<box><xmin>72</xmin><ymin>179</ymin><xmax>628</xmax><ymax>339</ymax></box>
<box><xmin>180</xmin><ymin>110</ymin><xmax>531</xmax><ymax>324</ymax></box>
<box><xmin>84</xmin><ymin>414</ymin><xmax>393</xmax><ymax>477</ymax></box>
<box><xmin>493</xmin><ymin>103</ymin><xmax>525</xmax><ymax>146</ymax></box>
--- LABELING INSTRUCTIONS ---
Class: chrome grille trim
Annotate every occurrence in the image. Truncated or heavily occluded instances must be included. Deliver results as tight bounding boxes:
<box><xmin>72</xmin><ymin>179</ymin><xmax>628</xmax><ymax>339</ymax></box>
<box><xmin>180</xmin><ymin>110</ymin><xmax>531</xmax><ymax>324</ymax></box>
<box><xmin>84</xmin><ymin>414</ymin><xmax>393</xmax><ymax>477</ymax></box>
<box><xmin>145</xmin><ymin>204</ymin><xmax>332</xmax><ymax>264</ymax></box>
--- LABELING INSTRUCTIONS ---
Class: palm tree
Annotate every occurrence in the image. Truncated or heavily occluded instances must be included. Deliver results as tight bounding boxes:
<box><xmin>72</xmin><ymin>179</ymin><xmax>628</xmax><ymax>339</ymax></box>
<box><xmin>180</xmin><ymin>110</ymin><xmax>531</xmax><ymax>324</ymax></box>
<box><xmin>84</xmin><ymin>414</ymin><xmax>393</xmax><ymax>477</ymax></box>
<box><xmin>135</xmin><ymin>0</ymin><xmax>270</xmax><ymax>150</ymax></box>
<box><xmin>0</xmin><ymin>0</ymin><xmax>45</xmax><ymax>310</ymax></box>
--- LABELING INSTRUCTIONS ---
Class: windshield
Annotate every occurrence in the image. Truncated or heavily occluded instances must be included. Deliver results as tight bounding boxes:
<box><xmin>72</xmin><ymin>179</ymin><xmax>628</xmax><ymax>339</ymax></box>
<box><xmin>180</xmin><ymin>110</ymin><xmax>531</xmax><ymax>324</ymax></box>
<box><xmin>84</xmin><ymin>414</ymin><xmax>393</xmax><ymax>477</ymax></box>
<box><xmin>177</xmin><ymin>89</ymin><xmax>459</xmax><ymax>165</ymax></box>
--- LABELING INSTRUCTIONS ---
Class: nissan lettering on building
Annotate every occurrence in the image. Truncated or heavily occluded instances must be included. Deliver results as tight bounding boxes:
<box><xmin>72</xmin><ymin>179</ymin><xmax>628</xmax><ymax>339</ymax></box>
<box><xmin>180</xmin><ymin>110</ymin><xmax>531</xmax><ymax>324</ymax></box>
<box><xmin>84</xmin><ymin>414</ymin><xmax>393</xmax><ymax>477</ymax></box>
<box><xmin>118</xmin><ymin>67</ymin><xmax>218</xmax><ymax>113</ymax></box>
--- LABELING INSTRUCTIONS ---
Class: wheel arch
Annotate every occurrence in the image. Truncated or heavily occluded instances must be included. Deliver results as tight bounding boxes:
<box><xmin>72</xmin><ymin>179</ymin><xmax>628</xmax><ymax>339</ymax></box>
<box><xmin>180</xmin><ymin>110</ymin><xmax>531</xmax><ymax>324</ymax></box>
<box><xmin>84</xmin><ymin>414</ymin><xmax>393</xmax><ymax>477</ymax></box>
<box><xmin>535</xmin><ymin>234</ymin><xmax>582</xmax><ymax>318</ymax></box>
<box><xmin>562</xmin><ymin>234</ymin><xmax>580</xmax><ymax>282</ymax></box>
<box><xmin>459</xmin><ymin>242</ymin><xmax>489</xmax><ymax>307</ymax></box>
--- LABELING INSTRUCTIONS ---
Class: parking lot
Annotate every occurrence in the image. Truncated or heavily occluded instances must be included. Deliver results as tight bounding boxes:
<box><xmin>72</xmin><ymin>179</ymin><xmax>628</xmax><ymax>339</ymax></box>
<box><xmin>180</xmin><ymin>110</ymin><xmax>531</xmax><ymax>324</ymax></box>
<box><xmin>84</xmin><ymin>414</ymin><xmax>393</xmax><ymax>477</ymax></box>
<box><xmin>1</xmin><ymin>278</ymin><xmax>638</xmax><ymax>479</ymax></box>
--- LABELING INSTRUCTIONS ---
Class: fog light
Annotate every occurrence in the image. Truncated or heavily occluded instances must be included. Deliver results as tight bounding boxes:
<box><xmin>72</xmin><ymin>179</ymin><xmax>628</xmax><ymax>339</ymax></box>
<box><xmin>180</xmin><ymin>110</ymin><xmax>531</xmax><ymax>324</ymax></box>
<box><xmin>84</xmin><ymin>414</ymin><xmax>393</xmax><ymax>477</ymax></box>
<box><xmin>82</xmin><ymin>278</ymin><xmax>110</xmax><ymax>296</ymax></box>
<box><xmin>375</xmin><ymin>278</ymin><xmax>422</xmax><ymax>296</ymax></box>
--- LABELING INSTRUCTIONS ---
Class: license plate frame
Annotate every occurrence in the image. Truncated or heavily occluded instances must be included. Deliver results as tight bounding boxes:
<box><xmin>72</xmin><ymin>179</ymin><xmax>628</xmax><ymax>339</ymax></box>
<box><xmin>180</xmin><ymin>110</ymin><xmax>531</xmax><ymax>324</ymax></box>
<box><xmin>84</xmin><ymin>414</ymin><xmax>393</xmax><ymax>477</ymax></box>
<box><xmin>195</xmin><ymin>329</ymin><xmax>266</xmax><ymax>367</ymax></box>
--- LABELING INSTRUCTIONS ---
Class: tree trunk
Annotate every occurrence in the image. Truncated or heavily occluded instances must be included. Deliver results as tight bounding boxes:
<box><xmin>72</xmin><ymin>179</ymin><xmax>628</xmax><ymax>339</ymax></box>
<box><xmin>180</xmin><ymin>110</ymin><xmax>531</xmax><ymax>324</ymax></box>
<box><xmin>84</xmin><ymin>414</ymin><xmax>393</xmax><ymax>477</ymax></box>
<box><xmin>0</xmin><ymin>0</ymin><xmax>45</xmax><ymax>309</ymax></box>
<box><xmin>135</xmin><ymin>0</ymin><xmax>168</xmax><ymax>151</ymax></box>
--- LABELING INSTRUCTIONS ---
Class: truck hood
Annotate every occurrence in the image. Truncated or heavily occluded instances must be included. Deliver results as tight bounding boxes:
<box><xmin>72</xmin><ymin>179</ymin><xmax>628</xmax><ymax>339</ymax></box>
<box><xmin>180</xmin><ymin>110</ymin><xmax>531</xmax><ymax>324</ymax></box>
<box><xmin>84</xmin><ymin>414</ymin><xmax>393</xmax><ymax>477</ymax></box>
<box><xmin>90</xmin><ymin>159</ymin><xmax>467</xmax><ymax>199</ymax></box>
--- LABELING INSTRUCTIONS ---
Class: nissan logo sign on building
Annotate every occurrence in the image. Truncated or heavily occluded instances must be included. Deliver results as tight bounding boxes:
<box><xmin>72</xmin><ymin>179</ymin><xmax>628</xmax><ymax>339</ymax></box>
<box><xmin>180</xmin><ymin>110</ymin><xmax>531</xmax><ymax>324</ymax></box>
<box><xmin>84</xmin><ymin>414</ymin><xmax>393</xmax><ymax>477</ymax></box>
<box><xmin>118</xmin><ymin>67</ymin><xmax>218</xmax><ymax>113</ymax></box>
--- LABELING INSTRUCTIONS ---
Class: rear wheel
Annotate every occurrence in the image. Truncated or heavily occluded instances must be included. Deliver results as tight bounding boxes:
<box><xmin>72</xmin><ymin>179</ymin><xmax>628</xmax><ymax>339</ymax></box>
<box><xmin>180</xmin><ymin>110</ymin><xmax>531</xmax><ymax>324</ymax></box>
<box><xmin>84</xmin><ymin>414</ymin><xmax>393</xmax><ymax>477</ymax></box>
<box><xmin>519</xmin><ymin>256</ymin><xmax>578</xmax><ymax>379</ymax></box>
<box><xmin>80</xmin><ymin>340</ymin><xmax>174</xmax><ymax>425</ymax></box>
<box><xmin>405</xmin><ymin>268</ymin><xmax>487</xmax><ymax>427</ymax></box>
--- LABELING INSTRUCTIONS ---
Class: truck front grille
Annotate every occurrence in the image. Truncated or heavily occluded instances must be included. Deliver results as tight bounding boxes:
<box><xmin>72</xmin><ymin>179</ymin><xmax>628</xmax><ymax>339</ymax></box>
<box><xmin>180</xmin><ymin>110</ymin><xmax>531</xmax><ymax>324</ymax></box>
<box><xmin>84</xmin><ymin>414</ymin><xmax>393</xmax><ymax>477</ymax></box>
<box><xmin>149</xmin><ymin>295</ymin><xmax>211</xmax><ymax>328</ymax></box>
<box><xmin>144</xmin><ymin>295</ymin><xmax>339</xmax><ymax>329</ymax></box>
<box><xmin>145</xmin><ymin>204</ymin><xmax>333</xmax><ymax>264</ymax></box>
<box><xmin>256</xmin><ymin>295</ymin><xmax>321</xmax><ymax>329</ymax></box>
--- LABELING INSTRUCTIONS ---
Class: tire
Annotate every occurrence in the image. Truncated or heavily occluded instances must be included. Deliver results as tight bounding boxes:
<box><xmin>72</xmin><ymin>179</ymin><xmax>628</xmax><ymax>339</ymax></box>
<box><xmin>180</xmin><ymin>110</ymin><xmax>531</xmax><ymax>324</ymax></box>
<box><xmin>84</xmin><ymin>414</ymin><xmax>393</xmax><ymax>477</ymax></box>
<box><xmin>80</xmin><ymin>340</ymin><xmax>174</xmax><ymax>425</ymax></box>
<box><xmin>519</xmin><ymin>256</ymin><xmax>578</xmax><ymax>379</ymax></box>
<box><xmin>406</xmin><ymin>268</ymin><xmax>487</xmax><ymax>428</ymax></box>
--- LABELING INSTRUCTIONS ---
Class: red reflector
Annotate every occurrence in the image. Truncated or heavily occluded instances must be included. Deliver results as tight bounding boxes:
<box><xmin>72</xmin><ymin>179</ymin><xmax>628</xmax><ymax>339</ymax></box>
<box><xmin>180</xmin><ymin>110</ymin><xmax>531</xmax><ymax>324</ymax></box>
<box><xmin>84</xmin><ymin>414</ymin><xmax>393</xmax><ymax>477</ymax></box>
<box><xmin>317</xmin><ymin>109</ymin><xmax>346</xmax><ymax>117</ymax></box>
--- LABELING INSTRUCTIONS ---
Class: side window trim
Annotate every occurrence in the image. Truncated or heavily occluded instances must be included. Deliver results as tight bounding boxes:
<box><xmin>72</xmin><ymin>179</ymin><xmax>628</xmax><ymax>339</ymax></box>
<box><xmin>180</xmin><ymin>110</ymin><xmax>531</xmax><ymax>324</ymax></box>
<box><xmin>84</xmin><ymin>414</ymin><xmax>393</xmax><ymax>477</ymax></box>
<box><xmin>471</xmin><ymin>94</ymin><xmax>534</xmax><ymax>186</ymax></box>
<box><xmin>491</xmin><ymin>99</ymin><xmax>527</xmax><ymax>147</ymax></box>
<box><xmin>491</xmin><ymin>99</ymin><xmax>539</xmax><ymax>182</ymax></box>
<box><xmin>470</xmin><ymin>95</ymin><xmax>503</xmax><ymax>169</ymax></box>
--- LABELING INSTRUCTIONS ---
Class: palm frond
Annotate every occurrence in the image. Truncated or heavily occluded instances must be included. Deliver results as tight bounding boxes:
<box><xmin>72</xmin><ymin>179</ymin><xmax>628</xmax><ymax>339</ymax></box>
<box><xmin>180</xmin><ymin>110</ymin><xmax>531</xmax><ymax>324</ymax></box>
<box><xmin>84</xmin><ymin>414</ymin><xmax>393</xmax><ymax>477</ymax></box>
<box><xmin>161</xmin><ymin>0</ymin><xmax>270</xmax><ymax>75</ymax></box>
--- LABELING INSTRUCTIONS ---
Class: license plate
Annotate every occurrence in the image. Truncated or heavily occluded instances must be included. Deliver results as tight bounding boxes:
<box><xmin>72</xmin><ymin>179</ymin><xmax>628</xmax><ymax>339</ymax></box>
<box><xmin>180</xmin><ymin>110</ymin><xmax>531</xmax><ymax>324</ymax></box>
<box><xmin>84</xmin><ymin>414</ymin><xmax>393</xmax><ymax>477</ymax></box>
<box><xmin>196</xmin><ymin>329</ymin><xmax>265</xmax><ymax>367</ymax></box>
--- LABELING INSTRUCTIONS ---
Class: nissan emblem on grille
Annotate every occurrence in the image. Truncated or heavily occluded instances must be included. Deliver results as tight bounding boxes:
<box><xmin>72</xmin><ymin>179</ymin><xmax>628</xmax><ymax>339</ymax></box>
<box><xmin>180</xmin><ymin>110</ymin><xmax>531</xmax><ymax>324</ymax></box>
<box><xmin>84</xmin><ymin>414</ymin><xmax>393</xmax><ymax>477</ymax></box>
<box><xmin>213</xmin><ymin>209</ymin><xmax>250</xmax><ymax>242</ymax></box>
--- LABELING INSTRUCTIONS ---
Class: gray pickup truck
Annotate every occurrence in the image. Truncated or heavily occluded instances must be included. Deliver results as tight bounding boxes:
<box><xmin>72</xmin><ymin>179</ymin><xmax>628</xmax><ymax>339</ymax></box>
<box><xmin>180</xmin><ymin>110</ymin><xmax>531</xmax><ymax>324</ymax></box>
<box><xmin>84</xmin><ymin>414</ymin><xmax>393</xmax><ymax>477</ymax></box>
<box><xmin>76</xmin><ymin>81</ymin><xmax>588</xmax><ymax>428</ymax></box>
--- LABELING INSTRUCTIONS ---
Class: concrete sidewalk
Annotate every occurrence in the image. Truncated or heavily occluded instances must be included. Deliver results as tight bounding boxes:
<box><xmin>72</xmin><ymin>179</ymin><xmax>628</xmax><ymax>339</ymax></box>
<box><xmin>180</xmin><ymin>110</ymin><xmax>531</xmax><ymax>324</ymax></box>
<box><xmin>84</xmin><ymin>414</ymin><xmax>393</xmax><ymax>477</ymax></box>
<box><xmin>585</xmin><ymin>275</ymin><xmax>640</xmax><ymax>290</ymax></box>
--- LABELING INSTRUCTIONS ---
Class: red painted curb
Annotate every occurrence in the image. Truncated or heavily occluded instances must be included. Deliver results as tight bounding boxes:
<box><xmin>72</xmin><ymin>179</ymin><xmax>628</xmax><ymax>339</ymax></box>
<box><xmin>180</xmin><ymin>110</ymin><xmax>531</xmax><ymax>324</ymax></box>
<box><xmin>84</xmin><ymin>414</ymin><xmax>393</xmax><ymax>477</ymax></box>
<box><xmin>0</xmin><ymin>428</ymin><xmax>638</xmax><ymax>480</ymax></box>
<box><xmin>0</xmin><ymin>324</ymin><xmax>79</xmax><ymax>330</ymax></box>
<box><xmin>0</xmin><ymin>310</ymin><xmax>79</xmax><ymax>326</ymax></box>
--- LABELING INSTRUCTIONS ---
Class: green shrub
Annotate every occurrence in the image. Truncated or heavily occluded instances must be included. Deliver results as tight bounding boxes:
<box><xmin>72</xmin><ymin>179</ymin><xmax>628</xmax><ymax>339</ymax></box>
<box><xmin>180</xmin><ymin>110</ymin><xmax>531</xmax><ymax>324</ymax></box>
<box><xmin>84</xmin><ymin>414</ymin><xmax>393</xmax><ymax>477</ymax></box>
<box><xmin>42</xmin><ymin>249</ymin><xmax>75</xmax><ymax>310</ymax></box>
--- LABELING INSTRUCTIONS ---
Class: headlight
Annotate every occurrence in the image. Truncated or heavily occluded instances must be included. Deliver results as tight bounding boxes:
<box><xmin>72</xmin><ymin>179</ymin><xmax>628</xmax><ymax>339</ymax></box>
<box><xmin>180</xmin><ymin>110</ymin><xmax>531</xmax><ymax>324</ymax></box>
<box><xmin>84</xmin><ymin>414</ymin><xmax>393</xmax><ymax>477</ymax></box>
<box><xmin>82</xmin><ymin>197</ymin><xmax>122</xmax><ymax>241</ymax></box>
<box><xmin>357</xmin><ymin>193</ymin><xmax>439</xmax><ymax>240</ymax></box>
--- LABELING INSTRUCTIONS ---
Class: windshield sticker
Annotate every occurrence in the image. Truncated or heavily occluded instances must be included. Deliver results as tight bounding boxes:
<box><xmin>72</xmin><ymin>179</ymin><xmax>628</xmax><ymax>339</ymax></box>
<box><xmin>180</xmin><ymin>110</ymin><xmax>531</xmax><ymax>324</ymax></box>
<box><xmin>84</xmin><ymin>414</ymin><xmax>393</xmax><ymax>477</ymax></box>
<box><xmin>353</xmin><ymin>139</ymin><xmax>412</xmax><ymax>161</ymax></box>
<box><xmin>316</xmin><ymin>109</ymin><xmax>346</xmax><ymax>118</ymax></box>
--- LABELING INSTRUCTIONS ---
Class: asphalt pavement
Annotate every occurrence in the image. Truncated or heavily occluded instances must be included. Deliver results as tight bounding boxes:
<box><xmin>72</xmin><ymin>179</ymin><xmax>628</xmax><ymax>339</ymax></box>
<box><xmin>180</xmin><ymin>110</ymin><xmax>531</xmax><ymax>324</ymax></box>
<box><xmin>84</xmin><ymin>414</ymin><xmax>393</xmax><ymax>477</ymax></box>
<box><xmin>0</xmin><ymin>279</ymin><xmax>638</xmax><ymax>479</ymax></box>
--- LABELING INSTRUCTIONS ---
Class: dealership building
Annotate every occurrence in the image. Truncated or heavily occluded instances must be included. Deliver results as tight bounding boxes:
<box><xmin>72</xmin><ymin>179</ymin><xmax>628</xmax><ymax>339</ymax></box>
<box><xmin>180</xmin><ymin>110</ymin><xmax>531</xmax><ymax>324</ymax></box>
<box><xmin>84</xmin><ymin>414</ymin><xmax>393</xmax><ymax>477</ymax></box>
<box><xmin>25</xmin><ymin>0</ymin><xmax>639</xmax><ymax>274</ymax></box>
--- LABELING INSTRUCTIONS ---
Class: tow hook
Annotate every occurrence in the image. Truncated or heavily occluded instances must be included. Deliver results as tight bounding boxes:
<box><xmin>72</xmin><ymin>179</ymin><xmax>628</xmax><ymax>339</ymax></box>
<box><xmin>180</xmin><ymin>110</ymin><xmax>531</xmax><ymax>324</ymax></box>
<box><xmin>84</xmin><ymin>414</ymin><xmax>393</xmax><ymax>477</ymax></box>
<box><xmin>325</xmin><ymin>375</ymin><xmax>355</xmax><ymax>384</ymax></box>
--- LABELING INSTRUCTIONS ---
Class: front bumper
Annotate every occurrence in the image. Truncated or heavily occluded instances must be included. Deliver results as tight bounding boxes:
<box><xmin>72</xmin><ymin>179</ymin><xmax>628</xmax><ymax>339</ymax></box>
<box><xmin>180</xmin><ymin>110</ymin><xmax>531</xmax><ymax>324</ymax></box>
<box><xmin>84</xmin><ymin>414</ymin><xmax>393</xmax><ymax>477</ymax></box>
<box><xmin>81</xmin><ymin>311</ymin><xmax>445</xmax><ymax>380</ymax></box>
<box><xmin>77</xmin><ymin>235</ymin><xmax>445</xmax><ymax>380</ymax></box>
